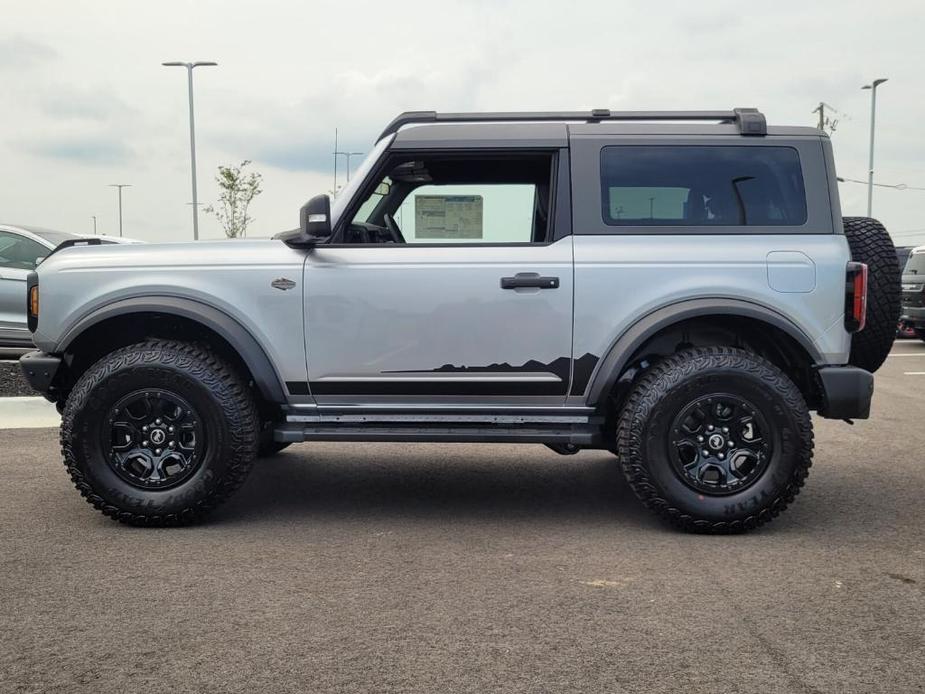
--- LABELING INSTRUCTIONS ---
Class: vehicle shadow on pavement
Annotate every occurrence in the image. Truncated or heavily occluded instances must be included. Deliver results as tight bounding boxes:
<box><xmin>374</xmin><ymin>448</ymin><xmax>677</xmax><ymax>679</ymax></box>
<box><xmin>216</xmin><ymin>443</ymin><xmax>659</xmax><ymax>528</ymax></box>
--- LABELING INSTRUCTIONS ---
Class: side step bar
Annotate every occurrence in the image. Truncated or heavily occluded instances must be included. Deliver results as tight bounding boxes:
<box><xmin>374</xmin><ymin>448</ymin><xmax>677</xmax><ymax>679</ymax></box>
<box><xmin>274</xmin><ymin>423</ymin><xmax>601</xmax><ymax>446</ymax></box>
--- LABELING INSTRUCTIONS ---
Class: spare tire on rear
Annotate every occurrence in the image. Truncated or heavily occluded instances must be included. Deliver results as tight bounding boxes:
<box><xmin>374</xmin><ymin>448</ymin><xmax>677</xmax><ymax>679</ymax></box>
<box><xmin>842</xmin><ymin>217</ymin><xmax>900</xmax><ymax>372</ymax></box>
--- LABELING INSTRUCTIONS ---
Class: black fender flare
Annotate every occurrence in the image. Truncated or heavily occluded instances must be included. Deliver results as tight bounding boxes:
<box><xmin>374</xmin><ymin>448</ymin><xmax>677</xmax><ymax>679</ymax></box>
<box><xmin>57</xmin><ymin>296</ymin><xmax>288</xmax><ymax>404</ymax></box>
<box><xmin>585</xmin><ymin>298</ymin><xmax>824</xmax><ymax>406</ymax></box>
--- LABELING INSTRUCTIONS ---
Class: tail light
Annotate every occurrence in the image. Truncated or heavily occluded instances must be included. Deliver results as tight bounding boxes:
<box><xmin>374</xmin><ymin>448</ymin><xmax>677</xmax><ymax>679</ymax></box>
<box><xmin>26</xmin><ymin>272</ymin><xmax>39</xmax><ymax>332</ymax></box>
<box><xmin>845</xmin><ymin>262</ymin><xmax>868</xmax><ymax>333</ymax></box>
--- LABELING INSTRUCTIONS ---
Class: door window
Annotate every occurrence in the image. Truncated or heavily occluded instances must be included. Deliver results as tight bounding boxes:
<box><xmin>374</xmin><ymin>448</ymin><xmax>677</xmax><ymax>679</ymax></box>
<box><xmin>0</xmin><ymin>231</ymin><xmax>47</xmax><ymax>270</ymax></box>
<box><xmin>346</xmin><ymin>153</ymin><xmax>554</xmax><ymax>244</ymax></box>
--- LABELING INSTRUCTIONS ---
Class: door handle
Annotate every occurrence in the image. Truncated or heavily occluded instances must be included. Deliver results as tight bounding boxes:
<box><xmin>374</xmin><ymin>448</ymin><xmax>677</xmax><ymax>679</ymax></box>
<box><xmin>500</xmin><ymin>273</ymin><xmax>559</xmax><ymax>290</ymax></box>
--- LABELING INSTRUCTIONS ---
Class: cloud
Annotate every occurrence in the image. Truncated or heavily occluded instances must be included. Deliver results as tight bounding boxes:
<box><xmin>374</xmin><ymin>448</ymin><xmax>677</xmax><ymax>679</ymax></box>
<box><xmin>22</xmin><ymin>135</ymin><xmax>134</xmax><ymax>166</ymax></box>
<box><xmin>0</xmin><ymin>35</ymin><xmax>56</xmax><ymax>69</ymax></box>
<box><xmin>209</xmin><ymin>61</ymin><xmax>501</xmax><ymax>173</ymax></box>
<box><xmin>39</xmin><ymin>87</ymin><xmax>137</xmax><ymax>122</ymax></box>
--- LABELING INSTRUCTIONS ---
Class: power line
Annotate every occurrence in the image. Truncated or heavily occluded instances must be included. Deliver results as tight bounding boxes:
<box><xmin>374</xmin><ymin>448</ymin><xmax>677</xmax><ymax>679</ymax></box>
<box><xmin>838</xmin><ymin>176</ymin><xmax>925</xmax><ymax>191</ymax></box>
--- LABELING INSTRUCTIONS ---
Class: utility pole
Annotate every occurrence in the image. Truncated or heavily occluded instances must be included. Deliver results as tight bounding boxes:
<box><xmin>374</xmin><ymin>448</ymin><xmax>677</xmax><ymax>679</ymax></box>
<box><xmin>862</xmin><ymin>78</ymin><xmax>888</xmax><ymax>217</ymax></box>
<box><xmin>162</xmin><ymin>60</ymin><xmax>218</xmax><ymax>240</ymax></box>
<box><xmin>90</xmin><ymin>215</ymin><xmax>97</xmax><ymax>235</ymax></box>
<box><xmin>107</xmin><ymin>184</ymin><xmax>131</xmax><ymax>237</ymax></box>
<box><xmin>813</xmin><ymin>102</ymin><xmax>826</xmax><ymax>131</ymax></box>
<box><xmin>812</xmin><ymin>102</ymin><xmax>841</xmax><ymax>135</ymax></box>
<box><xmin>342</xmin><ymin>151</ymin><xmax>364</xmax><ymax>181</ymax></box>
<box><xmin>333</xmin><ymin>129</ymin><xmax>363</xmax><ymax>189</ymax></box>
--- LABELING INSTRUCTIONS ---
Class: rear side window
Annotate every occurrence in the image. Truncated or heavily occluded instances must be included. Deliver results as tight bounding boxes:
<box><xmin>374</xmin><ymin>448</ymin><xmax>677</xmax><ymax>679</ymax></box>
<box><xmin>600</xmin><ymin>146</ymin><xmax>807</xmax><ymax>227</ymax></box>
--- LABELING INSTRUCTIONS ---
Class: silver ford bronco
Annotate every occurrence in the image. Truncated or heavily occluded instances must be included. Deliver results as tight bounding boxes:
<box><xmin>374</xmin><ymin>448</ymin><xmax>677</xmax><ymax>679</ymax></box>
<box><xmin>20</xmin><ymin>108</ymin><xmax>900</xmax><ymax>531</ymax></box>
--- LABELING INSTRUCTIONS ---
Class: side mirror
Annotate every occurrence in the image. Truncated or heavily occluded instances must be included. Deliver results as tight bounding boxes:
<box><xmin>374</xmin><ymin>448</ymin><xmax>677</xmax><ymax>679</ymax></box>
<box><xmin>283</xmin><ymin>194</ymin><xmax>332</xmax><ymax>247</ymax></box>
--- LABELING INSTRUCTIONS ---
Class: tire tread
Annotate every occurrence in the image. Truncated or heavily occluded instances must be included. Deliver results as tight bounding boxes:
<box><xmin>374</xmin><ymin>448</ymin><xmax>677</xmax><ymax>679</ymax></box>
<box><xmin>843</xmin><ymin>216</ymin><xmax>900</xmax><ymax>373</ymax></box>
<box><xmin>616</xmin><ymin>346</ymin><xmax>814</xmax><ymax>533</ymax></box>
<box><xmin>60</xmin><ymin>339</ymin><xmax>259</xmax><ymax>526</ymax></box>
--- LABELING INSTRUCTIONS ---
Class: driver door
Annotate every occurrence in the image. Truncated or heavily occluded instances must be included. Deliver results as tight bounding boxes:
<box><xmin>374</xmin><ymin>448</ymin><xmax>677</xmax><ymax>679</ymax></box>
<box><xmin>301</xmin><ymin>150</ymin><xmax>575</xmax><ymax>407</ymax></box>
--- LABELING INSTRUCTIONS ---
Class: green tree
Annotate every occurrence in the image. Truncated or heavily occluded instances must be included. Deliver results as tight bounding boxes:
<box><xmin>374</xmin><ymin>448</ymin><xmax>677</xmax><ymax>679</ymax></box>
<box><xmin>205</xmin><ymin>160</ymin><xmax>263</xmax><ymax>238</ymax></box>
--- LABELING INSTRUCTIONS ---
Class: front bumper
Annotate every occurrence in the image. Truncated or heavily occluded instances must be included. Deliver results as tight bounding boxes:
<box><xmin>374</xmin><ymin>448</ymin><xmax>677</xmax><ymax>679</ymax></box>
<box><xmin>19</xmin><ymin>351</ymin><xmax>62</xmax><ymax>398</ymax></box>
<box><xmin>816</xmin><ymin>366</ymin><xmax>873</xmax><ymax>420</ymax></box>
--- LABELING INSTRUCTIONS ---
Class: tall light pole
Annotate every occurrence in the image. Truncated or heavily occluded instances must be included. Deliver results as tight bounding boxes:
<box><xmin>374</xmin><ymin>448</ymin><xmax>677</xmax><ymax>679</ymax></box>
<box><xmin>162</xmin><ymin>60</ymin><xmax>217</xmax><ymax>240</ymax></box>
<box><xmin>90</xmin><ymin>215</ymin><xmax>97</xmax><ymax>235</ymax></box>
<box><xmin>108</xmin><ymin>184</ymin><xmax>131</xmax><ymax>237</ymax></box>
<box><xmin>862</xmin><ymin>78</ymin><xmax>888</xmax><ymax>217</ymax></box>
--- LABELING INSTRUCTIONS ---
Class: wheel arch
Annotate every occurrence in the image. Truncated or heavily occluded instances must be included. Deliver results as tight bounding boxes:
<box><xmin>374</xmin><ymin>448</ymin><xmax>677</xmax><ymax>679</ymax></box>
<box><xmin>586</xmin><ymin>298</ymin><xmax>824</xmax><ymax>408</ymax></box>
<box><xmin>56</xmin><ymin>296</ymin><xmax>288</xmax><ymax>405</ymax></box>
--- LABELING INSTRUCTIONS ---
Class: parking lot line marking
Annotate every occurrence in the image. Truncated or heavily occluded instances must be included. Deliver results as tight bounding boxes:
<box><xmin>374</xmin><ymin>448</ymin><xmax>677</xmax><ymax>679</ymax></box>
<box><xmin>904</xmin><ymin>372</ymin><xmax>925</xmax><ymax>375</ymax></box>
<box><xmin>887</xmin><ymin>353</ymin><xmax>925</xmax><ymax>357</ymax></box>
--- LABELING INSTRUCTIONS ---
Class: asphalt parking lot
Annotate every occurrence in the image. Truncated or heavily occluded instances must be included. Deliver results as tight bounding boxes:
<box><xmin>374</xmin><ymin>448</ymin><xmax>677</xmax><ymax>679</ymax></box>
<box><xmin>1</xmin><ymin>345</ymin><xmax>924</xmax><ymax>693</ymax></box>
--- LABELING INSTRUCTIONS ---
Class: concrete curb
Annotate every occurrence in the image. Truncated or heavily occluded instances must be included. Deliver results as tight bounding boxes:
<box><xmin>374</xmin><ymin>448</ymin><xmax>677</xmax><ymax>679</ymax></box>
<box><xmin>0</xmin><ymin>397</ymin><xmax>60</xmax><ymax>429</ymax></box>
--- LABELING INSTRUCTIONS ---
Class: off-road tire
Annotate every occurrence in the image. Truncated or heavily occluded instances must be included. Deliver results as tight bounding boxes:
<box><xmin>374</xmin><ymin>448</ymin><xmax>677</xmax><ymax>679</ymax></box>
<box><xmin>617</xmin><ymin>347</ymin><xmax>813</xmax><ymax>533</ymax></box>
<box><xmin>60</xmin><ymin>340</ymin><xmax>259</xmax><ymax>526</ymax></box>
<box><xmin>842</xmin><ymin>217</ymin><xmax>900</xmax><ymax>372</ymax></box>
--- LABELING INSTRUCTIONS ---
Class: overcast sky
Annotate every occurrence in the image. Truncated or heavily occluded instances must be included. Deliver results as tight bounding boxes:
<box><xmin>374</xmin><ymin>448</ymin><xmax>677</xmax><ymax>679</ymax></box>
<box><xmin>2</xmin><ymin>0</ymin><xmax>923</xmax><ymax>244</ymax></box>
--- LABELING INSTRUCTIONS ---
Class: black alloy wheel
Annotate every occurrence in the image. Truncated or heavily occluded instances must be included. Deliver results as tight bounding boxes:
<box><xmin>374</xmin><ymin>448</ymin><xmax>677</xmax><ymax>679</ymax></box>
<box><xmin>104</xmin><ymin>389</ymin><xmax>205</xmax><ymax>490</ymax></box>
<box><xmin>669</xmin><ymin>393</ymin><xmax>772</xmax><ymax>496</ymax></box>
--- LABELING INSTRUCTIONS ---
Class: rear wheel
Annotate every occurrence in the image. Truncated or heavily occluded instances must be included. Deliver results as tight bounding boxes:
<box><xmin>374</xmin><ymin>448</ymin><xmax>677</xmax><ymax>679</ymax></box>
<box><xmin>916</xmin><ymin>328</ymin><xmax>925</xmax><ymax>343</ymax></box>
<box><xmin>617</xmin><ymin>347</ymin><xmax>813</xmax><ymax>533</ymax></box>
<box><xmin>842</xmin><ymin>217</ymin><xmax>900</xmax><ymax>372</ymax></box>
<box><xmin>60</xmin><ymin>340</ymin><xmax>259</xmax><ymax>526</ymax></box>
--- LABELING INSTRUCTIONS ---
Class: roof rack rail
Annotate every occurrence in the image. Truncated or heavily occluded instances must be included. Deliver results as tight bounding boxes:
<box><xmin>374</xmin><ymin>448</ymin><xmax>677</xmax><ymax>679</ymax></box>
<box><xmin>378</xmin><ymin>107</ymin><xmax>767</xmax><ymax>141</ymax></box>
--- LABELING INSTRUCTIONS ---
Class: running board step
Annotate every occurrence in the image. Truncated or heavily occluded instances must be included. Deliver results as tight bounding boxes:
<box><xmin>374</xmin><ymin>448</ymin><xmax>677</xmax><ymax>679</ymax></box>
<box><xmin>274</xmin><ymin>423</ymin><xmax>600</xmax><ymax>445</ymax></box>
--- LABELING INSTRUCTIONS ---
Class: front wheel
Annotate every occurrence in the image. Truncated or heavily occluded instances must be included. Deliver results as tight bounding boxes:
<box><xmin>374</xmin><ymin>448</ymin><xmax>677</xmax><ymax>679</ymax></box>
<box><xmin>916</xmin><ymin>328</ymin><xmax>925</xmax><ymax>344</ymax></box>
<box><xmin>616</xmin><ymin>347</ymin><xmax>813</xmax><ymax>533</ymax></box>
<box><xmin>61</xmin><ymin>340</ymin><xmax>259</xmax><ymax>526</ymax></box>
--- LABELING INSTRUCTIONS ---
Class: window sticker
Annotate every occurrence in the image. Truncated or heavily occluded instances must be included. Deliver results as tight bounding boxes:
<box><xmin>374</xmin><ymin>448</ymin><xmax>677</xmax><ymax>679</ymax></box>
<box><xmin>414</xmin><ymin>195</ymin><xmax>483</xmax><ymax>239</ymax></box>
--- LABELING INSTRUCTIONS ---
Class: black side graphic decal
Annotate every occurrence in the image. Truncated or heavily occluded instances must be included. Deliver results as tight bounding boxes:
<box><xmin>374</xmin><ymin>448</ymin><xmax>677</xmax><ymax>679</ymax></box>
<box><xmin>569</xmin><ymin>353</ymin><xmax>599</xmax><ymax>396</ymax></box>
<box><xmin>293</xmin><ymin>353</ymin><xmax>601</xmax><ymax>397</ymax></box>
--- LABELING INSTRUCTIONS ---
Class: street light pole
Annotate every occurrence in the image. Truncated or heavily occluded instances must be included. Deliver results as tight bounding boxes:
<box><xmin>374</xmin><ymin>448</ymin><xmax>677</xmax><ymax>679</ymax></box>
<box><xmin>334</xmin><ymin>150</ymin><xmax>364</xmax><ymax>182</ymax></box>
<box><xmin>90</xmin><ymin>215</ymin><xmax>97</xmax><ymax>235</ymax></box>
<box><xmin>107</xmin><ymin>184</ymin><xmax>131</xmax><ymax>237</ymax></box>
<box><xmin>862</xmin><ymin>78</ymin><xmax>888</xmax><ymax>217</ymax></box>
<box><xmin>162</xmin><ymin>60</ymin><xmax>217</xmax><ymax>240</ymax></box>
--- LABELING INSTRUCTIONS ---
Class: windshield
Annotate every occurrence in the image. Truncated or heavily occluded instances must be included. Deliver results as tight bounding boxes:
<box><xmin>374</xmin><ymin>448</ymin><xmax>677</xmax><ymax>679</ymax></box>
<box><xmin>330</xmin><ymin>135</ymin><xmax>394</xmax><ymax>227</ymax></box>
<box><xmin>18</xmin><ymin>226</ymin><xmax>76</xmax><ymax>246</ymax></box>
<box><xmin>904</xmin><ymin>251</ymin><xmax>925</xmax><ymax>276</ymax></box>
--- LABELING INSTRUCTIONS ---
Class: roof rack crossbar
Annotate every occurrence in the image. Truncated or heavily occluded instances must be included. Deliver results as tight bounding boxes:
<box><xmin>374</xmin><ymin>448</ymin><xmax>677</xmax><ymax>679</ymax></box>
<box><xmin>377</xmin><ymin>107</ymin><xmax>767</xmax><ymax>140</ymax></box>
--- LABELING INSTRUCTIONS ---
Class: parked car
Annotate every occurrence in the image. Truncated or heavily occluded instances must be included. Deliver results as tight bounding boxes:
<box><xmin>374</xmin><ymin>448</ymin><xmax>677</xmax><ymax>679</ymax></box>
<box><xmin>896</xmin><ymin>245</ymin><xmax>915</xmax><ymax>272</ymax></box>
<box><xmin>20</xmin><ymin>107</ymin><xmax>900</xmax><ymax>531</ymax></box>
<box><xmin>0</xmin><ymin>224</ymin><xmax>137</xmax><ymax>347</ymax></box>
<box><xmin>900</xmin><ymin>245</ymin><xmax>925</xmax><ymax>341</ymax></box>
